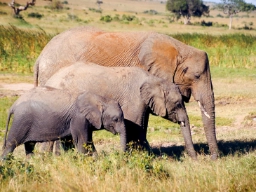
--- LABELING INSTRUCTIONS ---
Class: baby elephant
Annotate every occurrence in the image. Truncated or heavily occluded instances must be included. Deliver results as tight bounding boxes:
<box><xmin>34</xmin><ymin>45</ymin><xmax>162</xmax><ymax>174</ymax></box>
<box><xmin>1</xmin><ymin>87</ymin><xmax>126</xmax><ymax>160</ymax></box>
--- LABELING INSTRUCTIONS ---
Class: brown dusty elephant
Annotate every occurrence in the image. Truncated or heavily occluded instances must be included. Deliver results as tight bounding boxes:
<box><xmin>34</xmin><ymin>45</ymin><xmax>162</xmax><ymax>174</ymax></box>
<box><xmin>44</xmin><ymin>62</ymin><xmax>197</xmax><ymax>159</ymax></box>
<box><xmin>34</xmin><ymin>26</ymin><xmax>217</xmax><ymax>159</ymax></box>
<box><xmin>1</xmin><ymin>87</ymin><xmax>126</xmax><ymax>160</ymax></box>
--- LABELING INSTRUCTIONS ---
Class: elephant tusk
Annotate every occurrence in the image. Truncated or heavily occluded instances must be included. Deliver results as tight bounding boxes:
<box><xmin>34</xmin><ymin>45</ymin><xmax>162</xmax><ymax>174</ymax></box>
<box><xmin>198</xmin><ymin>101</ymin><xmax>210</xmax><ymax>119</ymax></box>
<box><xmin>180</xmin><ymin>122</ymin><xmax>185</xmax><ymax>127</ymax></box>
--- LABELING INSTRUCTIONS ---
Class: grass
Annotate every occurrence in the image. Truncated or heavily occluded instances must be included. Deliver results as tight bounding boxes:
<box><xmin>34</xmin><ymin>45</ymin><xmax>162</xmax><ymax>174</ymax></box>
<box><xmin>1</xmin><ymin>147</ymin><xmax>256</xmax><ymax>191</ymax></box>
<box><xmin>0</xmin><ymin>25</ymin><xmax>52</xmax><ymax>73</ymax></box>
<box><xmin>0</xmin><ymin>25</ymin><xmax>255</xmax><ymax>76</ymax></box>
<box><xmin>0</xmin><ymin>0</ymin><xmax>256</xmax><ymax>191</ymax></box>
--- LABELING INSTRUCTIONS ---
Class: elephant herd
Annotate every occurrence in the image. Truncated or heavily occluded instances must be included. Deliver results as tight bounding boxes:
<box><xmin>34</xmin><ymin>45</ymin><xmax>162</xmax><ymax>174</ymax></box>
<box><xmin>1</xmin><ymin>26</ymin><xmax>218</xmax><ymax>160</ymax></box>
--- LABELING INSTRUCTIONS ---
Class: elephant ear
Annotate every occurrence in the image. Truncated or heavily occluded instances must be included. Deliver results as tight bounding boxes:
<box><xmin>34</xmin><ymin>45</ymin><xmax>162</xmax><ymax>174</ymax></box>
<box><xmin>140</xmin><ymin>81</ymin><xmax>166</xmax><ymax>117</ymax></box>
<box><xmin>138</xmin><ymin>34</ymin><xmax>179</xmax><ymax>81</ymax></box>
<box><xmin>85</xmin><ymin>106</ymin><xmax>103</xmax><ymax>129</ymax></box>
<box><xmin>76</xmin><ymin>94</ymin><xmax>103</xmax><ymax>129</ymax></box>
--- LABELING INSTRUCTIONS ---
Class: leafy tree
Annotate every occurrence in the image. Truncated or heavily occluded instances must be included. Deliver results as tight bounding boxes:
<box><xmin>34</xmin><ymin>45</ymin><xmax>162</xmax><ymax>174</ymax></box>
<box><xmin>217</xmin><ymin>0</ymin><xmax>256</xmax><ymax>30</ymax></box>
<box><xmin>166</xmin><ymin>0</ymin><xmax>209</xmax><ymax>25</ymax></box>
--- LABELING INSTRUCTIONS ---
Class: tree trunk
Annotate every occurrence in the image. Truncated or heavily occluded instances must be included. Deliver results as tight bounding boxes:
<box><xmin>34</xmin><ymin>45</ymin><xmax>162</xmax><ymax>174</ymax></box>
<box><xmin>229</xmin><ymin>15</ymin><xmax>233</xmax><ymax>30</ymax></box>
<box><xmin>183</xmin><ymin>15</ymin><xmax>191</xmax><ymax>25</ymax></box>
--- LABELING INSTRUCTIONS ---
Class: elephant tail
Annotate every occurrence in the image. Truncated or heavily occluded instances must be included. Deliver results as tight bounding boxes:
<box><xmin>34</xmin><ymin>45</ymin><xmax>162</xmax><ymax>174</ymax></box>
<box><xmin>3</xmin><ymin>108</ymin><xmax>13</xmax><ymax>150</ymax></box>
<box><xmin>33</xmin><ymin>59</ymin><xmax>39</xmax><ymax>87</ymax></box>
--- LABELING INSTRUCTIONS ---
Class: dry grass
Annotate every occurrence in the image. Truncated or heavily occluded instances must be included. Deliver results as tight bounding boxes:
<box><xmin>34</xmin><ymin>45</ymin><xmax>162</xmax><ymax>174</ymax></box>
<box><xmin>0</xmin><ymin>0</ymin><xmax>256</xmax><ymax>35</ymax></box>
<box><xmin>0</xmin><ymin>0</ymin><xmax>256</xmax><ymax>191</ymax></box>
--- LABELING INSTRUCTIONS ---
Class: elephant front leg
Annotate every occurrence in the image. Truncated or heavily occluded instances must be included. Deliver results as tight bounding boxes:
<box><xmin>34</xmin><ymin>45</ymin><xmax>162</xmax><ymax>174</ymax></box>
<box><xmin>71</xmin><ymin>126</ymin><xmax>97</xmax><ymax>156</ymax></box>
<box><xmin>140</xmin><ymin>110</ymin><xmax>151</xmax><ymax>153</ymax></box>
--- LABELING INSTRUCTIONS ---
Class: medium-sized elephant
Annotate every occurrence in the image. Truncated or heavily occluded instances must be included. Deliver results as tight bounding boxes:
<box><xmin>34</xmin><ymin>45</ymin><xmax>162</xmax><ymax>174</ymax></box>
<box><xmin>1</xmin><ymin>87</ymin><xmax>126</xmax><ymax>160</ymax></box>
<box><xmin>45</xmin><ymin>62</ymin><xmax>197</xmax><ymax>159</ymax></box>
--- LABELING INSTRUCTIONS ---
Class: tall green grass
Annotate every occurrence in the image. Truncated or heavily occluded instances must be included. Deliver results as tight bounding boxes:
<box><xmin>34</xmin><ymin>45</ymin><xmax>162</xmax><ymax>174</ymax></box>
<box><xmin>0</xmin><ymin>96</ymin><xmax>17</xmax><ymax>139</ymax></box>
<box><xmin>172</xmin><ymin>33</ymin><xmax>256</xmax><ymax>69</ymax></box>
<box><xmin>0</xmin><ymin>25</ymin><xmax>255</xmax><ymax>75</ymax></box>
<box><xmin>0</xmin><ymin>25</ymin><xmax>52</xmax><ymax>74</ymax></box>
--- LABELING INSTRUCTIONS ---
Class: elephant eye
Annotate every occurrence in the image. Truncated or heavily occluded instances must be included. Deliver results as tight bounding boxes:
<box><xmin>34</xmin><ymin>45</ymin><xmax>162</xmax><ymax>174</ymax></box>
<box><xmin>195</xmin><ymin>74</ymin><xmax>200</xmax><ymax>79</ymax></box>
<box><xmin>176</xmin><ymin>103</ymin><xmax>182</xmax><ymax>108</ymax></box>
<box><xmin>113</xmin><ymin>117</ymin><xmax>118</xmax><ymax>122</ymax></box>
<box><xmin>182</xmin><ymin>67</ymin><xmax>188</xmax><ymax>74</ymax></box>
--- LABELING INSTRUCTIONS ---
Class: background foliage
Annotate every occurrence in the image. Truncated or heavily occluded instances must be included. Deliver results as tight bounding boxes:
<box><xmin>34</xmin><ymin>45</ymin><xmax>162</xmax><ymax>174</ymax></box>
<box><xmin>0</xmin><ymin>0</ymin><xmax>256</xmax><ymax>191</ymax></box>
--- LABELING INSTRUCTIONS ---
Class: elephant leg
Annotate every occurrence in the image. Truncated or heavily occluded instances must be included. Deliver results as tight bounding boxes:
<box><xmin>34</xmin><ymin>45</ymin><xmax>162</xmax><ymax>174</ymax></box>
<box><xmin>140</xmin><ymin>111</ymin><xmax>151</xmax><ymax>153</ymax></box>
<box><xmin>125</xmin><ymin>120</ymin><xmax>150</xmax><ymax>152</ymax></box>
<box><xmin>54</xmin><ymin>140</ymin><xmax>62</xmax><ymax>156</ymax></box>
<box><xmin>72</xmin><ymin>126</ymin><xmax>97</xmax><ymax>156</ymax></box>
<box><xmin>60</xmin><ymin>135</ymin><xmax>75</xmax><ymax>151</ymax></box>
<box><xmin>24</xmin><ymin>141</ymin><xmax>36</xmax><ymax>158</ymax></box>
<box><xmin>1</xmin><ymin>143</ymin><xmax>16</xmax><ymax>160</ymax></box>
<box><xmin>39</xmin><ymin>141</ymin><xmax>54</xmax><ymax>153</ymax></box>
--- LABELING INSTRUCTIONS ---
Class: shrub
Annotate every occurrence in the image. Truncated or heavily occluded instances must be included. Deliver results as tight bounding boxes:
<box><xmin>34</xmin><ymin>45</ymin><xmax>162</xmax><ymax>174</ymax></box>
<box><xmin>100</xmin><ymin>15</ymin><xmax>112</xmax><ymax>22</ymax></box>
<box><xmin>27</xmin><ymin>12</ymin><xmax>43</xmax><ymax>19</ymax></box>
<box><xmin>113</xmin><ymin>14</ymin><xmax>120</xmax><ymax>21</ymax></box>
<box><xmin>88</xmin><ymin>8</ymin><xmax>102</xmax><ymax>13</ymax></box>
<box><xmin>143</xmin><ymin>10</ymin><xmax>158</xmax><ymax>15</ymax></box>
<box><xmin>51</xmin><ymin>0</ymin><xmax>63</xmax><ymax>10</ymax></box>
<box><xmin>216</xmin><ymin>14</ymin><xmax>224</xmax><ymax>18</ymax></box>
<box><xmin>121</xmin><ymin>14</ymin><xmax>136</xmax><ymax>21</ymax></box>
<box><xmin>0</xmin><ymin>2</ymin><xmax>7</xmax><ymax>6</ymax></box>
<box><xmin>0</xmin><ymin>10</ymin><xmax>7</xmax><ymax>15</ymax></box>
<box><xmin>201</xmin><ymin>20</ymin><xmax>213</xmax><ymax>27</ymax></box>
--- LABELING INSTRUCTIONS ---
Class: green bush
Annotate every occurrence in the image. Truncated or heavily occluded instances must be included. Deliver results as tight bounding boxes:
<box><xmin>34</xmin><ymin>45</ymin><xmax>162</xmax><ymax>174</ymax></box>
<box><xmin>143</xmin><ymin>10</ymin><xmax>158</xmax><ymax>15</ymax></box>
<box><xmin>121</xmin><ymin>14</ymin><xmax>136</xmax><ymax>21</ymax></box>
<box><xmin>0</xmin><ymin>10</ymin><xmax>7</xmax><ymax>15</ymax></box>
<box><xmin>88</xmin><ymin>8</ymin><xmax>102</xmax><ymax>13</ymax></box>
<box><xmin>216</xmin><ymin>14</ymin><xmax>224</xmax><ymax>18</ymax></box>
<box><xmin>100</xmin><ymin>15</ymin><xmax>112</xmax><ymax>22</ymax></box>
<box><xmin>0</xmin><ymin>2</ymin><xmax>7</xmax><ymax>6</ymax></box>
<box><xmin>27</xmin><ymin>12</ymin><xmax>43</xmax><ymax>19</ymax></box>
<box><xmin>0</xmin><ymin>25</ymin><xmax>52</xmax><ymax>73</ymax></box>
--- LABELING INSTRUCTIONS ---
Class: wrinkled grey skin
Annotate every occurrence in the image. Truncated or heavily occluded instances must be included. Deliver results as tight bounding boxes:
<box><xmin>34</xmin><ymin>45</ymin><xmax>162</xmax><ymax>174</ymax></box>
<box><xmin>34</xmin><ymin>27</ymin><xmax>217</xmax><ymax>159</ymax></box>
<box><xmin>45</xmin><ymin>62</ymin><xmax>197</xmax><ymax>159</ymax></box>
<box><xmin>1</xmin><ymin>87</ymin><xmax>126</xmax><ymax>159</ymax></box>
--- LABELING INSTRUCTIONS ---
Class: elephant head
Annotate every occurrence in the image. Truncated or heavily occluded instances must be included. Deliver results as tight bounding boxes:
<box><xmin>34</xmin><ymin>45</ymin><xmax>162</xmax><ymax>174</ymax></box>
<box><xmin>140</xmin><ymin>80</ymin><xmax>197</xmax><ymax>159</ymax></box>
<box><xmin>139</xmin><ymin>34</ymin><xmax>217</xmax><ymax>159</ymax></box>
<box><xmin>73</xmin><ymin>92</ymin><xmax>127</xmax><ymax>152</ymax></box>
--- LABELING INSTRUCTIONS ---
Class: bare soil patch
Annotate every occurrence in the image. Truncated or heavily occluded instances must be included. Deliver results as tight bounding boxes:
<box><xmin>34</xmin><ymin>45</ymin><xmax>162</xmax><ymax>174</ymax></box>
<box><xmin>0</xmin><ymin>82</ymin><xmax>33</xmax><ymax>97</ymax></box>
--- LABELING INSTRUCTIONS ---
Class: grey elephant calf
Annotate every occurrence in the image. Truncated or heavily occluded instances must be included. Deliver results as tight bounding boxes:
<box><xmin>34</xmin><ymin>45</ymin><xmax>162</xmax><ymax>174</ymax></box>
<box><xmin>1</xmin><ymin>87</ymin><xmax>126</xmax><ymax>160</ymax></box>
<box><xmin>45</xmin><ymin>62</ymin><xmax>197</xmax><ymax>159</ymax></box>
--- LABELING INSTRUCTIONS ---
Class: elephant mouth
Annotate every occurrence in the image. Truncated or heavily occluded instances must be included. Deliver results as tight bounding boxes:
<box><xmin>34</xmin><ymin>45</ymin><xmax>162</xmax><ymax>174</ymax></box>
<box><xmin>166</xmin><ymin>112</ymin><xmax>178</xmax><ymax>123</ymax></box>
<box><xmin>107</xmin><ymin>126</ymin><xmax>117</xmax><ymax>135</ymax></box>
<box><xmin>181</xmin><ymin>88</ymin><xmax>191</xmax><ymax>103</ymax></box>
<box><xmin>177</xmin><ymin>86</ymin><xmax>191</xmax><ymax>103</ymax></box>
<box><xmin>178</xmin><ymin>121</ymin><xmax>185</xmax><ymax>127</ymax></box>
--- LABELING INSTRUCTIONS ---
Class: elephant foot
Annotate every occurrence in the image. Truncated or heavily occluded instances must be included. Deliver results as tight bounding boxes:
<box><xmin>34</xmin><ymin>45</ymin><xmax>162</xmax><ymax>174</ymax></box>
<box><xmin>210</xmin><ymin>153</ymin><xmax>218</xmax><ymax>160</ymax></box>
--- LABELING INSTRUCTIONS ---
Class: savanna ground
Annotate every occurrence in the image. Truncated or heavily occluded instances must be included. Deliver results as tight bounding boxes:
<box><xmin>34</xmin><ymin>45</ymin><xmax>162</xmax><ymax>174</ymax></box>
<box><xmin>0</xmin><ymin>0</ymin><xmax>256</xmax><ymax>191</ymax></box>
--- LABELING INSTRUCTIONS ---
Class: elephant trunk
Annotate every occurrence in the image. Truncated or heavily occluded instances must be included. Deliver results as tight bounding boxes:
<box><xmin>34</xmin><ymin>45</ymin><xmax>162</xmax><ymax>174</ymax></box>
<box><xmin>199</xmin><ymin>92</ymin><xmax>218</xmax><ymax>160</ymax></box>
<box><xmin>177</xmin><ymin>109</ymin><xmax>197</xmax><ymax>160</ymax></box>
<box><xmin>117</xmin><ymin>123</ymin><xmax>127</xmax><ymax>152</ymax></box>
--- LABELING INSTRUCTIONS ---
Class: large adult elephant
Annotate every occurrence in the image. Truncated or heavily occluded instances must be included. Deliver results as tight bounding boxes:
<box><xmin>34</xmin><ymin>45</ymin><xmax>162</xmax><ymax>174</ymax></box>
<box><xmin>34</xmin><ymin>26</ymin><xmax>218</xmax><ymax>159</ymax></box>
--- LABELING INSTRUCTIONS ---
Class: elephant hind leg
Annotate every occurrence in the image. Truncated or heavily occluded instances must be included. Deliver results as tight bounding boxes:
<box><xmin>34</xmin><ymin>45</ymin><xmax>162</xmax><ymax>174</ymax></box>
<box><xmin>1</xmin><ymin>143</ymin><xmax>16</xmax><ymax>160</ymax></box>
<box><xmin>24</xmin><ymin>141</ymin><xmax>36</xmax><ymax>158</ymax></box>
